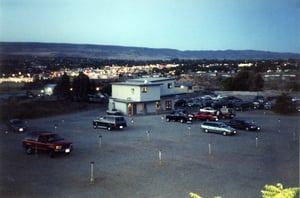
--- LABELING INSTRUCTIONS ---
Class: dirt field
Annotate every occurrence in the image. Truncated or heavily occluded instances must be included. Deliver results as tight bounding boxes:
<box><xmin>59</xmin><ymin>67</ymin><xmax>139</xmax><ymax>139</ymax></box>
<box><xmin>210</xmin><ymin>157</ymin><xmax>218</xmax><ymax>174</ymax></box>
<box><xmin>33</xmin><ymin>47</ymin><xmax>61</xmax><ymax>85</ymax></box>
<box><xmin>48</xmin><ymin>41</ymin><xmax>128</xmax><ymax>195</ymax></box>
<box><xmin>0</xmin><ymin>108</ymin><xmax>299</xmax><ymax>198</ymax></box>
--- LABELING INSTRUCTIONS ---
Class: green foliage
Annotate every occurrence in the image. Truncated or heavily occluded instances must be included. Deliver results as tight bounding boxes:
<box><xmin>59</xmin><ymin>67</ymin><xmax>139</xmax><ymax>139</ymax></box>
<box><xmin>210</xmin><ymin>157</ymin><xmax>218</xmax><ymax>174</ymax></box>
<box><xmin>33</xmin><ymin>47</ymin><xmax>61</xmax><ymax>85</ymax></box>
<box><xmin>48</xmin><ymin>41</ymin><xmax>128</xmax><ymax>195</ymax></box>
<box><xmin>54</xmin><ymin>72</ymin><xmax>71</xmax><ymax>99</ymax></box>
<box><xmin>221</xmin><ymin>70</ymin><xmax>264</xmax><ymax>91</ymax></box>
<box><xmin>272</xmin><ymin>93</ymin><xmax>297</xmax><ymax>114</ymax></box>
<box><xmin>285</xmin><ymin>81</ymin><xmax>300</xmax><ymax>91</ymax></box>
<box><xmin>261</xmin><ymin>183</ymin><xmax>299</xmax><ymax>198</ymax></box>
<box><xmin>189</xmin><ymin>192</ymin><xmax>222</xmax><ymax>198</ymax></box>
<box><xmin>189</xmin><ymin>183</ymin><xmax>299</xmax><ymax>198</ymax></box>
<box><xmin>72</xmin><ymin>72</ymin><xmax>90</xmax><ymax>101</ymax></box>
<box><xmin>0</xmin><ymin>99</ymin><xmax>105</xmax><ymax>122</ymax></box>
<box><xmin>189</xmin><ymin>192</ymin><xmax>202</xmax><ymax>198</ymax></box>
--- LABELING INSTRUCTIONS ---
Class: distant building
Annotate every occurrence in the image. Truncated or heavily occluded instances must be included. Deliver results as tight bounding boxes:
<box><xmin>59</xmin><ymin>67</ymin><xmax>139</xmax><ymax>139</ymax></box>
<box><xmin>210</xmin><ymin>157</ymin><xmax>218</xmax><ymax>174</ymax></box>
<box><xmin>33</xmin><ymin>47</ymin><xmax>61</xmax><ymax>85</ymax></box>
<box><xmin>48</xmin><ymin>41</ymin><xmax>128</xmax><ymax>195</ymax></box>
<box><xmin>42</xmin><ymin>84</ymin><xmax>57</xmax><ymax>96</ymax></box>
<box><xmin>108</xmin><ymin>77</ymin><xmax>176</xmax><ymax>115</ymax></box>
<box><xmin>238</xmin><ymin>63</ymin><xmax>253</xmax><ymax>67</ymax></box>
<box><xmin>175</xmin><ymin>83</ymin><xmax>193</xmax><ymax>93</ymax></box>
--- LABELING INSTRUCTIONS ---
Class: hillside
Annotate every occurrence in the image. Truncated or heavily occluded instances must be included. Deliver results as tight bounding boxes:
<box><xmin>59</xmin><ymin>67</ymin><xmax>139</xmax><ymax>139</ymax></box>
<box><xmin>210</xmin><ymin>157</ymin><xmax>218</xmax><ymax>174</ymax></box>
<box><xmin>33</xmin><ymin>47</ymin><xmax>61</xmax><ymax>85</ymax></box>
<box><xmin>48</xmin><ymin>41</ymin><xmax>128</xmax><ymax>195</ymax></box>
<box><xmin>0</xmin><ymin>42</ymin><xmax>299</xmax><ymax>60</ymax></box>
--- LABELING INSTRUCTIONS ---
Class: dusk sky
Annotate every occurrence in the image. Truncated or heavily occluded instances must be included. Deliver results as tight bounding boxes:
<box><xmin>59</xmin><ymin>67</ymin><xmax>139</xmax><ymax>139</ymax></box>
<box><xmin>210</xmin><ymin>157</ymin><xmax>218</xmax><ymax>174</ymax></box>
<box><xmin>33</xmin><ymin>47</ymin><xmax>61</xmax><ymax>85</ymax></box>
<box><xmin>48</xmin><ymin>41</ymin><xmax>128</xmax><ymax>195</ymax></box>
<box><xmin>1</xmin><ymin>0</ymin><xmax>299</xmax><ymax>53</ymax></box>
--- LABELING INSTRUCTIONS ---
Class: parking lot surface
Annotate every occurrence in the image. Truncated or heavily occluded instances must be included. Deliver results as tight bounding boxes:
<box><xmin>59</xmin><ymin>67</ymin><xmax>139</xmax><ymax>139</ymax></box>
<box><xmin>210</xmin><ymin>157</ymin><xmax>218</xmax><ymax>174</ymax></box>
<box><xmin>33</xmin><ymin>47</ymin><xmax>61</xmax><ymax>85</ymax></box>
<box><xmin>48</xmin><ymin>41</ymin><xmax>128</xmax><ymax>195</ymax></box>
<box><xmin>1</xmin><ymin>108</ymin><xmax>299</xmax><ymax>198</ymax></box>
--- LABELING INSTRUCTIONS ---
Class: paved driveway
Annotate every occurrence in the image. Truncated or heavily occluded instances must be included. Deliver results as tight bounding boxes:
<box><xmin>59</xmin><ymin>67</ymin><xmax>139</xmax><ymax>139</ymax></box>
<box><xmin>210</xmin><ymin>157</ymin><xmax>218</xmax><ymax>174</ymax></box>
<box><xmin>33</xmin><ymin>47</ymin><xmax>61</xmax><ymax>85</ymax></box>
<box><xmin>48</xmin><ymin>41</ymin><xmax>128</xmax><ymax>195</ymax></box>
<box><xmin>1</xmin><ymin>109</ymin><xmax>299</xmax><ymax>198</ymax></box>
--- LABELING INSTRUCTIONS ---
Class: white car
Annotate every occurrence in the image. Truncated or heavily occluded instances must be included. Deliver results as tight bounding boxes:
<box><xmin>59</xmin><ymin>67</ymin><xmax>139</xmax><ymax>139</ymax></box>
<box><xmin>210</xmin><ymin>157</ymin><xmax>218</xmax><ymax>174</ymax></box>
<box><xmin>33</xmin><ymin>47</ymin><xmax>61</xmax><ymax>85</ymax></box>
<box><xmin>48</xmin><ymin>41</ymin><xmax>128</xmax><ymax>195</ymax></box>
<box><xmin>201</xmin><ymin>121</ymin><xmax>237</xmax><ymax>136</ymax></box>
<box><xmin>199</xmin><ymin>107</ymin><xmax>217</xmax><ymax>114</ymax></box>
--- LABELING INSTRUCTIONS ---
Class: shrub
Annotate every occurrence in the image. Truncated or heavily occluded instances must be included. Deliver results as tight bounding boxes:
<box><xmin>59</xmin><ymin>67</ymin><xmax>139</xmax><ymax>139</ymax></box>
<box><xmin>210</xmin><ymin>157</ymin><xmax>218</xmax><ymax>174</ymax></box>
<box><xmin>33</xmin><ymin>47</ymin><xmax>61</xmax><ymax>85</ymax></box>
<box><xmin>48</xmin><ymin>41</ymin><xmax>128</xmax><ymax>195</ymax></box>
<box><xmin>272</xmin><ymin>93</ymin><xmax>297</xmax><ymax>114</ymax></box>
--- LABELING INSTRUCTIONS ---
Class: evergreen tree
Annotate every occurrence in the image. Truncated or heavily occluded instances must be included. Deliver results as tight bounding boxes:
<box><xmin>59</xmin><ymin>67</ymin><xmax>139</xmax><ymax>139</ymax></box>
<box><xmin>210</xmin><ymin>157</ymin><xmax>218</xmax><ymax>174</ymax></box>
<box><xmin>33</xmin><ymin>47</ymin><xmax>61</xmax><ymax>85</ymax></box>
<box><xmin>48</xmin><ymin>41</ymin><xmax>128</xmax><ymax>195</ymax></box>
<box><xmin>72</xmin><ymin>71</ymin><xmax>90</xmax><ymax>101</ymax></box>
<box><xmin>54</xmin><ymin>72</ymin><xmax>71</xmax><ymax>99</ymax></box>
<box><xmin>273</xmin><ymin>93</ymin><xmax>297</xmax><ymax>114</ymax></box>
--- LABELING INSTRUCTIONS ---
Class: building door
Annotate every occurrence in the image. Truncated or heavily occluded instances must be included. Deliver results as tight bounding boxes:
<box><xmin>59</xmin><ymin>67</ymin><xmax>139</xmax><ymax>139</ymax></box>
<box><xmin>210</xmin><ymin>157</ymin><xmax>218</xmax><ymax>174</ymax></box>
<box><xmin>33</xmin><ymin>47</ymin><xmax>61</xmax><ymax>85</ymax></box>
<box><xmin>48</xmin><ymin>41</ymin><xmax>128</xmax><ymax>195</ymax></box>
<box><xmin>143</xmin><ymin>103</ymin><xmax>147</xmax><ymax>114</ymax></box>
<box><xmin>156</xmin><ymin>101</ymin><xmax>161</xmax><ymax>112</ymax></box>
<box><xmin>127</xmin><ymin>103</ymin><xmax>132</xmax><ymax>116</ymax></box>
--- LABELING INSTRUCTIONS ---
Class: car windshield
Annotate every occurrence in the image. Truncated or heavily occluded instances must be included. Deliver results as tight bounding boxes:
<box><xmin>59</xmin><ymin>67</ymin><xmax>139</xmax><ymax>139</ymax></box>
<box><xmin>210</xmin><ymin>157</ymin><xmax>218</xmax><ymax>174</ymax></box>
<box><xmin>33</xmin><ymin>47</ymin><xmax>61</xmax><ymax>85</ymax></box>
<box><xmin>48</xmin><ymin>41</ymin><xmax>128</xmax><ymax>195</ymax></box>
<box><xmin>241</xmin><ymin>120</ymin><xmax>252</xmax><ymax>124</ymax></box>
<box><xmin>220</xmin><ymin>124</ymin><xmax>228</xmax><ymax>128</ymax></box>
<box><xmin>12</xmin><ymin>119</ymin><xmax>23</xmax><ymax>124</ymax></box>
<box><xmin>47</xmin><ymin>134</ymin><xmax>64</xmax><ymax>142</ymax></box>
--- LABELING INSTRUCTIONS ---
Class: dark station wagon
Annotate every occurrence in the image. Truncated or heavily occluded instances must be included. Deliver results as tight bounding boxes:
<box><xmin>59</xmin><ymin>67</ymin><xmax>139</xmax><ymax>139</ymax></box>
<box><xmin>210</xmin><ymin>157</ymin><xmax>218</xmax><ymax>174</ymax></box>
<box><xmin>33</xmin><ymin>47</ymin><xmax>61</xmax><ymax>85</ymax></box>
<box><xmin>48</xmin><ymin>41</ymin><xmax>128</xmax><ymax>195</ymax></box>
<box><xmin>93</xmin><ymin>115</ymin><xmax>127</xmax><ymax>131</ymax></box>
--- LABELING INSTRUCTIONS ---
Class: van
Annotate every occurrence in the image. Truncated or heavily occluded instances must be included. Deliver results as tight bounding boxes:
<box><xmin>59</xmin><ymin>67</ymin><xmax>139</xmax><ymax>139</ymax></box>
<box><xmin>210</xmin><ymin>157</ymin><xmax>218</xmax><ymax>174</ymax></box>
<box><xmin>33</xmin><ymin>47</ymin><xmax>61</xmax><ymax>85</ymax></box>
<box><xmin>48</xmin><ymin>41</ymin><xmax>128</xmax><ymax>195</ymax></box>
<box><xmin>201</xmin><ymin>121</ymin><xmax>237</xmax><ymax>136</ymax></box>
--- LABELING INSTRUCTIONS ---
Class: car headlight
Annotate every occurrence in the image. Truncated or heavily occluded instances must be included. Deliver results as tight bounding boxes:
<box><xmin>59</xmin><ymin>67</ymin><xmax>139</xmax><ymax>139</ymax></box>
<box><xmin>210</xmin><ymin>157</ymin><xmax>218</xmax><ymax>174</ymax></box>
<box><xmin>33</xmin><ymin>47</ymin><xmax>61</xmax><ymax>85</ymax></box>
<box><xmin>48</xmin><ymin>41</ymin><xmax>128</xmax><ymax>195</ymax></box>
<box><xmin>19</xmin><ymin>128</ymin><xmax>24</xmax><ymax>132</ymax></box>
<box><xmin>55</xmin><ymin>145</ymin><xmax>62</xmax><ymax>150</ymax></box>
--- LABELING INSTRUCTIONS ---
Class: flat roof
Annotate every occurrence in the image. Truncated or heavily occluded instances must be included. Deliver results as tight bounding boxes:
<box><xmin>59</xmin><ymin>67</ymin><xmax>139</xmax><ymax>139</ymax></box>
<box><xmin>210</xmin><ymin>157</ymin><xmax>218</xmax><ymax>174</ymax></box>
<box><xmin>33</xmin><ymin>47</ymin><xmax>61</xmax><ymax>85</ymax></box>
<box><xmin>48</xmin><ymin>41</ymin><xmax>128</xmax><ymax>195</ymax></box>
<box><xmin>112</xmin><ymin>77</ymin><xmax>174</xmax><ymax>86</ymax></box>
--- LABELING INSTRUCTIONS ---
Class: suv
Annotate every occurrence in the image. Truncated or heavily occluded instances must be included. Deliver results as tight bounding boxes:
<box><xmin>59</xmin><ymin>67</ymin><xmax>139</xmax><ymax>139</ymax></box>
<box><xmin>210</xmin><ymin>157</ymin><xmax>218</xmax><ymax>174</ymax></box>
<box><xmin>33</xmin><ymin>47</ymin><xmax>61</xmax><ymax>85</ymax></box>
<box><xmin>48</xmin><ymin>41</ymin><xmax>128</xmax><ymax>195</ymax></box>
<box><xmin>93</xmin><ymin>115</ymin><xmax>127</xmax><ymax>131</ymax></box>
<box><xmin>201</xmin><ymin>121</ymin><xmax>237</xmax><ymax>136</ymax></box>
<box><xmin>21</xmin><ymin>131</ymin><xmax>73</xmax><ymax>157</ymax></box>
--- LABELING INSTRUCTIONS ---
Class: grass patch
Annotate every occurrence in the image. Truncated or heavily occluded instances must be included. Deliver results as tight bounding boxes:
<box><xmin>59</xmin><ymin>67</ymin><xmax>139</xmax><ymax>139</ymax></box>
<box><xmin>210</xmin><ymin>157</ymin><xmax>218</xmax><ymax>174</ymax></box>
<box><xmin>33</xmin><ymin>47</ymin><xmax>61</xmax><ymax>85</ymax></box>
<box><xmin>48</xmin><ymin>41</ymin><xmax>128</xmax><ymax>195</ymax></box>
<box><xmin>0</xmin><ymin>99</ymin><xmax>106</xmax><ymax>122</ymax></box>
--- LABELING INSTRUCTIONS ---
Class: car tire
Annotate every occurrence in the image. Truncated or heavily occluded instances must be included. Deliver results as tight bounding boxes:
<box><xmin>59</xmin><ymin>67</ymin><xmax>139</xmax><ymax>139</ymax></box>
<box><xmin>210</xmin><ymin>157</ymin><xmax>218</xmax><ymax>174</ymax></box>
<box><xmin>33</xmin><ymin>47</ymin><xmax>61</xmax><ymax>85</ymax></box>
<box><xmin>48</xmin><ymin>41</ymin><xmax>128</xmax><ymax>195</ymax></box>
<box><xmin>223</xmin><ymin>131</ymin><xmax>227</xmax><ymax>136</ymax></box>
<box><xmin>245</xmin><ymin>127</ymin><xmax>249</xmax><ymax>131</ymax></box>
<box><xmin>204</xmin><ymin>129</ymin><xmax>209</xmax><ymax>133</ymax></box>
<box><xmin>93</xmin><ymin>124</ymin><xmax>97</xmax><ymax>129</ymax></box>
<box><xmin>107</xmin><ymin>126</ymin><xmax>112</xmax><ymax>131</ymax></box>
<box><xmin>166</xmin><ymin>118</ymin><xmax>170</xmax><ymax>122</ymax></box>
<box><xmin>25</xmin><ymin>146</ymin><xmax>33</xmax><ymax>155</ymax></box>
<box><xmin>180</xmin><ymin>119</ymin><xmax>184</xmax><ymax>123</ymax></box>
<box><xmin>49</xmin><ymin>151</ymin><xmax>55</xmax><ymax>158</ymax></box>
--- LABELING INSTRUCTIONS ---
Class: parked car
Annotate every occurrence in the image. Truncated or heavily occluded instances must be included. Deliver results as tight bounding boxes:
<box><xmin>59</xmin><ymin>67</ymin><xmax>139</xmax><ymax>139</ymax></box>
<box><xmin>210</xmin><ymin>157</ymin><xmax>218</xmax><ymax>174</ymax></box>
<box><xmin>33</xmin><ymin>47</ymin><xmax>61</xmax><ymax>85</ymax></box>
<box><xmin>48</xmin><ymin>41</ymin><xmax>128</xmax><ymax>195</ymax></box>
<box><xmin>193</xmin><ymin>112</ymin><xmax>218</xmax><ymax>121</ymax></box>
<box><xmin>226</xmin><ymin>119</ymin><xmax>261</xmax><ymax>131</ymax></box>
<box><xmin>253</xmin><ymin>96</ymin><xmax>265</xmax><ymax>109</ymax></box>
<box><xmin>21</xmin><ymin>131</ymin><xmax>73</xmax><ymax>157</ymax></box>
<box><xmin>186</xmin><ymin>99</ymin><xmax>201</xmax><ymax>107</ymax></box>
<box><xmin>93</xmin><ymin>115</ymin><xmax>127</xmax><ymax>131</ymax></box>
<box><xmin>8</xmin><ymin>118</ymin><xmax>27</xmax><ymax>132</ymax></box>
<box><xmin>263</xmin><ymin>99</ymin><xmax>276</xmax><ymax>110</ymax></box>
<box><xmin>200</xmin><ymin>121</ymin><xmax>237</xmax><ymax>136</ymax></box>
<box><xmin>166</xmin><ymin>111</ymin><xmax>193</xmax><ymax>123</ymax></box>
<box><xmin>219</xmin><ymin>107</ymin><xmax>236</xmax><ymax>119</ymax></box>
<box><xmin>199</xmin><ymin>107</ymin><xmax>217</xmax><ymax>114</ymax></box>
<box><xmin>106</xmin><ymin>108</ymin><xmax>123</xmax><ymax>115</ymax></box>
<box><xmin>233</xmin><ymin>101</ymin><xmax>253</xmax><ymax>111</ymax></box>
<box><xmin>174</xmin><ymin>99</ymin><xmax>187</xmax><ymax>107</ymax></box>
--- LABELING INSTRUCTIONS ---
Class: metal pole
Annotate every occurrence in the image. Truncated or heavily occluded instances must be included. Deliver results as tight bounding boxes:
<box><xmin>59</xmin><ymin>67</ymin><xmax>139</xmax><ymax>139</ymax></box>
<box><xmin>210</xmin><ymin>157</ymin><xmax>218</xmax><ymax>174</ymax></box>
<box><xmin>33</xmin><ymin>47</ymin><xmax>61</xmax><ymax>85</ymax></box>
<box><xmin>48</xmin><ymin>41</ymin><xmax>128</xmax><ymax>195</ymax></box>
<box><xmin>256</xmin><ymin>136</ymin><xmax>258</xmax><ymax>148</ymax></box>
<box><xmin>146</xmin><ymin>130</ymin><xmax>150</xmax><ymax>141</ymax></box>
<box><xmin>208</xmin><ymin>143</ymin><xmax>212</xmax><ymax>155</ymax></box>
<box><xmin>98</xmin><ymin>135</ymin><xmax>102</xmax><ymax>148</ymax></box>
<box><xmin>159</xmin><ymin>150</ymin><xmax>162</xmax><ymax>163</ymax></box>
<box><xmin>90</xmin><ymin>161</ymin><xmax>94</xmax><ymax>183</ymax></box>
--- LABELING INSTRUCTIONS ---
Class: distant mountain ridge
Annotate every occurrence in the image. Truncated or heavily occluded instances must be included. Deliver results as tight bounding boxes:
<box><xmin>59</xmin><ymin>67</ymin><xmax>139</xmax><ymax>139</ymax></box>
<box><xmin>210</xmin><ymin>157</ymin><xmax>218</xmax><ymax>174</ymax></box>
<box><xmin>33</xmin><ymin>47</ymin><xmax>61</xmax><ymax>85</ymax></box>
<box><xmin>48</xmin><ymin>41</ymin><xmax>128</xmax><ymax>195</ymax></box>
<box><xmin>0</xmin><ymin>42</ymin><xmax>299</xmax><ymax>60</ymax></box>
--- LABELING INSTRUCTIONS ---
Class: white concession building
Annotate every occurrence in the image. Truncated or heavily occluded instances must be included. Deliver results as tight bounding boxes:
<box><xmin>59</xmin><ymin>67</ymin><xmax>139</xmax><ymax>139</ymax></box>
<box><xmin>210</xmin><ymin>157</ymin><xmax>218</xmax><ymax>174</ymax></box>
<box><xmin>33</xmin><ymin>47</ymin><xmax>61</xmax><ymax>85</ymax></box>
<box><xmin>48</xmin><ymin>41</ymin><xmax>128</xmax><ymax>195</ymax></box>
<box><xmin>108</xmin><ymin>77</ymin><xmax>177</xmax><ymax>115</ymax></box>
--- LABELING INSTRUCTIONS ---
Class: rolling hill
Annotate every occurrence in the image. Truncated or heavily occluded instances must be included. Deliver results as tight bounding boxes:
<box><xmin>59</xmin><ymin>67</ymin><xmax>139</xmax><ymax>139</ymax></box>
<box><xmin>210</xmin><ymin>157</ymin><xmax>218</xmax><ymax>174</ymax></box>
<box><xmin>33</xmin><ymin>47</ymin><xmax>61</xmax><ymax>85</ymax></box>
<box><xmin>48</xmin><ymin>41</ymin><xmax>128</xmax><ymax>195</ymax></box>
<box><xmin>0</xmin><ymin>42</ymin><xmax>299</xmax><ymax>60</ymax></box>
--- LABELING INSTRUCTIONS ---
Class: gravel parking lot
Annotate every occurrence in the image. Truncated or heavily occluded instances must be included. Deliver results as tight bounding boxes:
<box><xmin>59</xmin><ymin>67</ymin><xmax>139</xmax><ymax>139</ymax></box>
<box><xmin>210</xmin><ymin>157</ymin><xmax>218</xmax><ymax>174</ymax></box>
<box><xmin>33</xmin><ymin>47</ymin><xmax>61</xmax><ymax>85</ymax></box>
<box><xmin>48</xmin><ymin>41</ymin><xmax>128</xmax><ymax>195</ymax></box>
<box><xmin>1</xmin><ymin>108</ymin><xmax>299</xmax><ymax>198</ymax></box>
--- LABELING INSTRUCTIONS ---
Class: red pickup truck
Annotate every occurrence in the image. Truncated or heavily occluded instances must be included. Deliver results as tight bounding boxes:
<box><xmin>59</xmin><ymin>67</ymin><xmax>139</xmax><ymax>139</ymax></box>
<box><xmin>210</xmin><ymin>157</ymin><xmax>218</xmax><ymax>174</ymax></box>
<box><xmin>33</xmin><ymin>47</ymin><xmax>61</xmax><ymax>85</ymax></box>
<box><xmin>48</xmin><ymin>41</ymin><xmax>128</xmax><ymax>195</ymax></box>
<box><xmin>21</xmin><ymin>131</ymin><xmax>73</xmax><ymax>157</ymax></box>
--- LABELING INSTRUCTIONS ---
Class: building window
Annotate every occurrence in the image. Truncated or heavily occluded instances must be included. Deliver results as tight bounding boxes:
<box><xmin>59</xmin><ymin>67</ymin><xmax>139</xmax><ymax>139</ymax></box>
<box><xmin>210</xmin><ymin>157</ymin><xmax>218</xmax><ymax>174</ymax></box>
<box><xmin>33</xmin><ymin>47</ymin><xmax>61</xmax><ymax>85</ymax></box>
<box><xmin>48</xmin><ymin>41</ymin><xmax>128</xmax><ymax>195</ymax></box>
<box><xmin>165</xmin><ymin>100</ymin><xmax>172</xmax><ymax>110</ymax></box>
<box><xmin>167</xmin><ymin>83</ymin><xmax>173</xmax><ymax>89</ymax></box>
<box><xmin>141</xmin><ymin>87</ymin><xmax>147</xmax><ymax>93</ymax></box>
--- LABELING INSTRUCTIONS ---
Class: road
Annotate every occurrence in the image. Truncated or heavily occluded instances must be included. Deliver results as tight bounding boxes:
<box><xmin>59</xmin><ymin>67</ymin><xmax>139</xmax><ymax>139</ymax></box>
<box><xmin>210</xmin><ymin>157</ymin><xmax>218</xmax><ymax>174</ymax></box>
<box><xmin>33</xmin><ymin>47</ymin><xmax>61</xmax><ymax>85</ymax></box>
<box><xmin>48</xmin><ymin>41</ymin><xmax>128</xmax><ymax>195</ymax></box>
<box><xmin>1</xmin><ymin>108</ymin><xmax>299</xmax><ymax>198</ymax></box>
